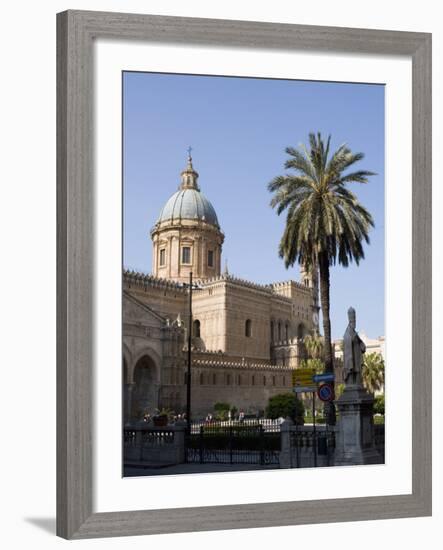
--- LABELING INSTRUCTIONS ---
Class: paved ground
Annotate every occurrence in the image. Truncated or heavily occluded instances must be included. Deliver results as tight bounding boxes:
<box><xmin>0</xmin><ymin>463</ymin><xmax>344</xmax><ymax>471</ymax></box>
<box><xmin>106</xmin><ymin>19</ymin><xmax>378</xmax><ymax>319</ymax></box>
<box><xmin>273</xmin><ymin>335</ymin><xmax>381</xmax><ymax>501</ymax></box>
<box><xmin>124</xmin><ymin>462</ymin><xmax>279</xmax><ymax>477</ymax></box>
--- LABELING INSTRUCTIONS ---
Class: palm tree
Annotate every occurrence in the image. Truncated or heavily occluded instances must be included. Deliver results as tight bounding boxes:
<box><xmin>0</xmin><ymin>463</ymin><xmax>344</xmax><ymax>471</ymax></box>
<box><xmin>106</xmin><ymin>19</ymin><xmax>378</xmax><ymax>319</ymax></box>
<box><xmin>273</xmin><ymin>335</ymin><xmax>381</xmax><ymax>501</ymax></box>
<box><xmin>303</xmin><ymin>333</ymin><xmax>324</xmax><ymax>360</ymax></box>
<box><xmin>362</xmin><ymin>352</ymin><xmax>385</xmax><ymax>394</ymax></box>
<box><xmin>268</xmin><ymin>132</ymin><xmax>375</xmax><ymax>423</ymax></box>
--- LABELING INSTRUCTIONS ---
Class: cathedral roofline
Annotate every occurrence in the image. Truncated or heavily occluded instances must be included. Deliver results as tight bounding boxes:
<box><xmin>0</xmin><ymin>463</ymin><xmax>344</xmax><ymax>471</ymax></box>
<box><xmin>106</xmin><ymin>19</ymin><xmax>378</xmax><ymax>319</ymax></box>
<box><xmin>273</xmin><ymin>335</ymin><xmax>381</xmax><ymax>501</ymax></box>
<box><xmin>198</xmin><ymin>273</ymin><xmax>311</xmax><ymax>297</ymax></box>
<box><xmin>123</xmin><ymin>269</ymin><xmax>311</xmax><ymax>299</ymax></box>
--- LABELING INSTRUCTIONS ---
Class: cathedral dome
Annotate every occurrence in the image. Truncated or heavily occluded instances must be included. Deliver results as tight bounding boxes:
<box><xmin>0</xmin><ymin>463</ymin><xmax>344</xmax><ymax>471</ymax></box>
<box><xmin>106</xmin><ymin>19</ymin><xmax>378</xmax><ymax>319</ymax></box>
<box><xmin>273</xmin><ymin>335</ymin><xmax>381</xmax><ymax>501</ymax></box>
<box><xmin>151</xmin><ymin>152</ymin><xmax>224</xmax><ymax>283</ymax></box>
<box><xmin>157</xmin><ymin>188</ymin><xmax>219</xmax><ymax>227</ymax></box>
<box><xmin>156</xmin><ymin>152</ymin><xmax>219</xmax><ymax>228</ymax></box>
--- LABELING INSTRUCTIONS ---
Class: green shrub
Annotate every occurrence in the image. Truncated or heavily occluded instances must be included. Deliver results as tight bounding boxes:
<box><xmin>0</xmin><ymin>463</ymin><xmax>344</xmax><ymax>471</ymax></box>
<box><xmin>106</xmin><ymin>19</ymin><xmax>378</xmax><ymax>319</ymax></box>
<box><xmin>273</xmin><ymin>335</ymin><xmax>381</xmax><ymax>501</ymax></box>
<box><xmin>213</xmin><ymin>401</ymin><xmax>230</xmax><ymax>420</ymax></box>
<box><xmin>266</xmin><ymin>393</ymin><xmax>304</xmax><ymax>425</ymax></box>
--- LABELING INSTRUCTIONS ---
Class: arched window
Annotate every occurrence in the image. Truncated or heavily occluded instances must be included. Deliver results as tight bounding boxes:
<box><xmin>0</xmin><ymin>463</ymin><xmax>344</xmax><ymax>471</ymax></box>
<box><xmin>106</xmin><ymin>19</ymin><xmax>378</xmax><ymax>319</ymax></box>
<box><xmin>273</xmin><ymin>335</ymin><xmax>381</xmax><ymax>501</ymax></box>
<box><xmin>207</xmin><ymin>249</ymin><xmax>214</xmax><ymax>267</ymax></box>
<box><xmin>226</xmin><ymin>374</ymin><xmax>231</xmax><ymax>385</ymax></box>
<box><xmin>199</xmin><ymin>373</ymin><xmax>204</xmax><ymax>385</ymax></box>
<box><xmin>193</xmin><ymin>319</ymin><xmax>201</xmax><ymax>338</ymax></box>
<box><xmin>245</xmin><ymin>319</ymin><xmax>252</xmax><ymax>337</ymax></box>
<box><xmin>278</xmin><ymin>321</ymin><xmax>282</xmax><ymax>341</ymax></box>
<box><xmin>272</xmin><ymin>376</ymin><xmax>276</xmax><ymax>386</ymax></box>
<box><xmin>251</xmin><ymin>375</ymin><xmax>255</xmax><ymax>386</ymax></box>
<box><xmin>212</xmin><ymin>373</ymin><xmax>217</xmax><ymax>385</ymax></box>
<box><xmin>237</xmin><ymin>375</ymin><xmax>242</xmax><ymax>385</ymax></box>
<box><xmin>270</xmin><ymin>320</ymin><xmax>275</xmax><ymax>342</ymax></box>
<box><xmin>263</xmin><ymin>376</ymin><xmax>267</xmax><ymax>386</ymax></box>
<box><xmin>285</xmin><ymin>322</ymin><xmax>289</xmax><ymax>341</ymax></box>
<box><xmin>297</xmin><ymin>323</ymin><xmax>305</xmax><ymax>340</ymax></box>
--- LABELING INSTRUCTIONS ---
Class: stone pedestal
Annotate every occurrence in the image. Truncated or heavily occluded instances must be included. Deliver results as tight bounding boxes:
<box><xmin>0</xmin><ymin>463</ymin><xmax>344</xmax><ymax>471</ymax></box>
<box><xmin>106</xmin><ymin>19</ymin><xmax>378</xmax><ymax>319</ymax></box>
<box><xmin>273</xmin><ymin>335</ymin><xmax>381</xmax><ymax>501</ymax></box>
<box><xmin>335</xmin><ymin>386</ymin><xmax>381</xmax><ymax>466</ymax></box>
<box><xmin>279</xmin><ymin>417</ymin><xmax>293</xmax><ymax>468</ymax></box>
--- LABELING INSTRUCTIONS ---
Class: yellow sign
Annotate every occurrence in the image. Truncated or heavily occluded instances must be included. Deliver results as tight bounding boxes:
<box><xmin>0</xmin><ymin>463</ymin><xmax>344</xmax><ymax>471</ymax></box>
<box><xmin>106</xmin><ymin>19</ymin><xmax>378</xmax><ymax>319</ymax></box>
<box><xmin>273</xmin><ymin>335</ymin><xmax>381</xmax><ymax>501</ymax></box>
<box><xmin>292</xmin><ymin>368</ymin><xmax>316</xmax><ymax>387</ymax></box>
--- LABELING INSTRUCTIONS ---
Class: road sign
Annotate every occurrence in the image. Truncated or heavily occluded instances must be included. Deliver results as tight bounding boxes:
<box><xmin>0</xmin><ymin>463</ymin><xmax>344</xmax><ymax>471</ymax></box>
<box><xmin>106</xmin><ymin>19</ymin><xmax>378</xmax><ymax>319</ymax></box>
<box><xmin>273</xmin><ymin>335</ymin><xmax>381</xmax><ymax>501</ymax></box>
<box><xmin>292</xmin><ymin>368</ymin><xmax>316</xmax><ymax>387</ymax></box>
<box><xmin>313</xmin><ymin>373</ymin><xmax>335</xmax><ymax>383</ymax></box>
<box><xmin>293</xmin><ymin>386</ymin><xmax>317</xmax><ymax>394</ymax></box>
<box><xmin>317</xmin><ymin>383</ymin><xmax>335</xmax><ymax>402</ymax></box>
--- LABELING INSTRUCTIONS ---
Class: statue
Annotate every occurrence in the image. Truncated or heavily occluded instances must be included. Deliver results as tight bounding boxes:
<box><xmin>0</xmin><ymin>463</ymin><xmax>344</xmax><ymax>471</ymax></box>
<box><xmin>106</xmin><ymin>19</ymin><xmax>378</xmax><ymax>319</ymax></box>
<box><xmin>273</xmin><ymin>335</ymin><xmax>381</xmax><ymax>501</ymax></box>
<box><xmin>343</xmin><ymin>307</ymin><xmax>365</xmax><ymax>386</ymax></box>
<box><xmin>335</xmin><ymin>307</ymin><xmax>381</xmax><ymax>466</ymax></box>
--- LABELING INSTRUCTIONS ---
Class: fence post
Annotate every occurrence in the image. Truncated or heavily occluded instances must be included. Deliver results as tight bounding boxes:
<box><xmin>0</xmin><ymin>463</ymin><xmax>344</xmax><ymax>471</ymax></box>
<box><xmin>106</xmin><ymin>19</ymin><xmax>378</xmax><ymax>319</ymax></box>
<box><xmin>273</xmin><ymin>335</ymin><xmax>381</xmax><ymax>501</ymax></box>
<box><xmin>199</xmin><ymin>425</ymin><xmax>204</xmax><ymax>464</ymax></box>
<box><xmin>174</xmin><ymin>421</ymin><xmax>186</xmax><ymax>464</ymax></box>
<box><xmin>280</xmin><ymin>417</ymin><xmax>293</xmax><ymax>469</ymax></box>
<box><xmin>136</xmin><ymin>428</ymin><xmax>144</xmax><ymax>462</ymax></box>
<box><xmin>260</xmin><ymin>426</ymin><xmax>265</xmax><ymax>466</ymax></box>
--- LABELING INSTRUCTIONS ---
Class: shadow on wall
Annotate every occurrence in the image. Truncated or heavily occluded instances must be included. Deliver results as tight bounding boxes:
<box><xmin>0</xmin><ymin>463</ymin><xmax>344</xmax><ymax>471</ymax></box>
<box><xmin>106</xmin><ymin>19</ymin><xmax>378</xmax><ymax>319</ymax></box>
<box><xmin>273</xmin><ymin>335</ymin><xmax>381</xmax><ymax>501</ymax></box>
<box><xmin>24</xmin><ymin>517</ymin><xmax>56</xmax><ymax>535</ymax></box>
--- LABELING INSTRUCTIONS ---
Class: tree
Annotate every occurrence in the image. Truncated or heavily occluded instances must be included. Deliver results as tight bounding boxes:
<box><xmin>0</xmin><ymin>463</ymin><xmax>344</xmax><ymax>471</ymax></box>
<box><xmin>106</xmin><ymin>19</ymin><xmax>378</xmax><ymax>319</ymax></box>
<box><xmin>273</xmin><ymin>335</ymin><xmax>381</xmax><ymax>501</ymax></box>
<box><xmin>266</xmin><ymin>393</ymin><xmax>304</xmax><ymax>425</ymax></box>
<box><xmin>299</xmin><ymin>358</ymin><xmax>324</xmax><ymax>374</ymax></box>
<box><xmin>301</xmin><ymin>334</ymin><xmax>325</xmax><ymax>373</ymax></box>
<box><xmin>373</xmin><ymin>393</ymin><xmax>385</xmax><ymax>415</ymax></box>
<box><xmin>213</xmin><ymin>401</ymin><xmax>231</xmax><ymax>420</ymax></box>
<box><xmin>268</xmin><ymin>132</ymin><xmax>375</xmax><ymax>423</ymax></box>
<box><xmin>303</xmin><ymin>333</ymin><xmax>324</xmax><ymax>360</ymax></box>
<box><xmin>362</xmin><ymin>352</ymin><xmax>385</xmax><ymax>394</ymax></box>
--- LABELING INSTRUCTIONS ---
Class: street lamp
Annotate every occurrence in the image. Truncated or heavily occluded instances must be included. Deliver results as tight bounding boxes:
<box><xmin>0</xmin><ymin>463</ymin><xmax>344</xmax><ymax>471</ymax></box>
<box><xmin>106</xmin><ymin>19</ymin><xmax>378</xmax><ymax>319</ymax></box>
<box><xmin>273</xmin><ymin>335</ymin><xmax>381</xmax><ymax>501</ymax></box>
<box><xmin>182</xmin><ymin>272</ymin><xmax>202</xmax><ymax>434</ymax></box>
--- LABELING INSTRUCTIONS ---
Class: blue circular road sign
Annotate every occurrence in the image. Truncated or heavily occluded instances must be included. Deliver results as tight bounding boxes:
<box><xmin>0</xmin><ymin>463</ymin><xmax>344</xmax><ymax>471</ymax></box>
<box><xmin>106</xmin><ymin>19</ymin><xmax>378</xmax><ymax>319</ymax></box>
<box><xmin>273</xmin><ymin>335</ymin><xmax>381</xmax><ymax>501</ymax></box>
<box><xmin>317</xmin><ymin>383</ymin><xmax>334</xmax><ymax>402</ymax></box>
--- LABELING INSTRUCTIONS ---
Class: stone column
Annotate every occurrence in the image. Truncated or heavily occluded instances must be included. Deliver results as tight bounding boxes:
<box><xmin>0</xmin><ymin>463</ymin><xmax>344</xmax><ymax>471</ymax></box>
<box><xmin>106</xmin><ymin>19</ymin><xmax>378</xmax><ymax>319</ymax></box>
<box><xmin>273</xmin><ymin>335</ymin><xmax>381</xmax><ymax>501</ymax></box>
<box><xmin>195</xmin><ymin>235</ymin><xmax>201</xmax><ymax>278</ymax></box>
<box><xmin>152</xmin><ymin>237</ymin><xmax>157</xmax><ymax>275</ymax></box>
<box><xmin>124</xmin><ymin>383</ymin><xmax>139</xmax><ymax>425</ymax></box>
<box><xmin>279</xmin><ymin>417</ymin><xmax>293</xmax><ymax>468</ymax></box>
<box><xmin>174</xmin><ymin>420</ymin><xmax>187</xmax><ymax>464</ymax></box>
<box><xmin>167</xmin><ymin>236</ymin><xmax>172</xmax><ymax>278</ymax></box>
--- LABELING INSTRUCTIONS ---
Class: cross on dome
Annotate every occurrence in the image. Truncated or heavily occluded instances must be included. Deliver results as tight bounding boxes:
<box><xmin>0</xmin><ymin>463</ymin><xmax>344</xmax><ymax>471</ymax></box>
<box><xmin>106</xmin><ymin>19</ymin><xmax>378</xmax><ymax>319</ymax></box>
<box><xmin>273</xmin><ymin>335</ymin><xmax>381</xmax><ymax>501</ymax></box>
<box><xmin>180</xmin><ymin>146</ymin><xmax>199</xmax><ymax>190</ymax></box>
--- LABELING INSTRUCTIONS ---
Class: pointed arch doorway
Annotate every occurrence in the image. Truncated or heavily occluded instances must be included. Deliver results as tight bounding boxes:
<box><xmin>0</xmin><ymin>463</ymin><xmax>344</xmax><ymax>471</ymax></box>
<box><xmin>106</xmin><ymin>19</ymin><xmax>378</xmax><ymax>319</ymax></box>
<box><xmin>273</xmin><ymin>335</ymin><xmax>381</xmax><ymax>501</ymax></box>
<box><xmin>131</xmin><ymin>354</ymin><xmax>160</xmax><ymax>419</ymax></box>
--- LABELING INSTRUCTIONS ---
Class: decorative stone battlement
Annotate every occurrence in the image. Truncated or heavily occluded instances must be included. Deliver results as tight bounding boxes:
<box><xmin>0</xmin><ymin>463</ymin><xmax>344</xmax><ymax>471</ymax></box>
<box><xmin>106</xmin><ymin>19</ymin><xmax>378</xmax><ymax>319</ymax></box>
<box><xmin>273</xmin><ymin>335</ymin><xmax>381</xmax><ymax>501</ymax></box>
<box><xmin>270</xmin><ymin>279</ymin><xmax>311</xmax><ymax>293</ymax></box>
<box><xmin>123</xmin><ymin>270</ymin><xmax>188</xmax><ymax>293</ymax></box>
<box><xmin>192</xmin><ymin>358</ymin><xmax>293</xmax><ymax>372</ymax></box>
<box><xmin>198</xmin><ymin>273</ymin><xmax>308</xmax><ymax>304</ymax></box>
<box><xmin>198</xmin><ymin>273</ymin><xmax>273</xmax><ymax>293</ymax></box>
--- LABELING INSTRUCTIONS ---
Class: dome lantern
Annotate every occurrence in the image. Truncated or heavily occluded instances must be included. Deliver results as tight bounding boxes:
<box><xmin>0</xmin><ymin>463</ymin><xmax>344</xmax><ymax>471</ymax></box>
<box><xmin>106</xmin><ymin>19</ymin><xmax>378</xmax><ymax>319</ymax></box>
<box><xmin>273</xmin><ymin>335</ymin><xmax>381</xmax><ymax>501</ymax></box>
<box><xmin>180</xmin><ymin>148</ymin><xmax>199</xmax><ymax>191</ymax></box>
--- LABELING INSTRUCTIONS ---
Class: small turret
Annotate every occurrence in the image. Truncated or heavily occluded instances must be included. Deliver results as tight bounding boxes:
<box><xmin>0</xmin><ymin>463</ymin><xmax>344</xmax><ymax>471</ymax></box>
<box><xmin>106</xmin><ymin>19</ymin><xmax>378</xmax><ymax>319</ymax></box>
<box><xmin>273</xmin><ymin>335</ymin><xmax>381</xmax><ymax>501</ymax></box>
<box><xmin>180</xmin><ymin>147</ymin><xmax>199</xmax><ymax>190</ymax></box>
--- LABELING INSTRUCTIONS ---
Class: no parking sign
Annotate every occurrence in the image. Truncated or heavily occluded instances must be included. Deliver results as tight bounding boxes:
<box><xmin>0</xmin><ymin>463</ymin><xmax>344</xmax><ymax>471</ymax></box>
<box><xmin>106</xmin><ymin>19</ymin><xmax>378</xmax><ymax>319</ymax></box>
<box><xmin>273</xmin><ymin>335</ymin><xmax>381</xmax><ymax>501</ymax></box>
<box><xmin>317</xmin><ymin>383</ymin><xmax>334</xmax><ymax>402</ymax></box>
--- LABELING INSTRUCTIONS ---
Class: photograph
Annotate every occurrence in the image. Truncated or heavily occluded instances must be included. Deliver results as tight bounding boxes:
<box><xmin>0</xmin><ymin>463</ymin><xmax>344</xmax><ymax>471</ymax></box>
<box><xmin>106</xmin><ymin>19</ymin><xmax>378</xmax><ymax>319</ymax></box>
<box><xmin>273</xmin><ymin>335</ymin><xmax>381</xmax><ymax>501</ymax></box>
<box><xmin>122</xmin><ymin>71</ymin><xmax>386</xmax><ymax>476</ymax></box>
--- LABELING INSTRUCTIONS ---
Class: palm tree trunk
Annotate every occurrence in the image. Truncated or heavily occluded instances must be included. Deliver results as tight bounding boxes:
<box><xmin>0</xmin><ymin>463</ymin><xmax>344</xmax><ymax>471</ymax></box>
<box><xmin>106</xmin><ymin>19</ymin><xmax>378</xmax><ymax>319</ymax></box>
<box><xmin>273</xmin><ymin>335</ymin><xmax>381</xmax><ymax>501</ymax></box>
<box><xmin>318</xmin><ymin>252</ymin><xmax>336</xmax><ymax>425</ymax></box>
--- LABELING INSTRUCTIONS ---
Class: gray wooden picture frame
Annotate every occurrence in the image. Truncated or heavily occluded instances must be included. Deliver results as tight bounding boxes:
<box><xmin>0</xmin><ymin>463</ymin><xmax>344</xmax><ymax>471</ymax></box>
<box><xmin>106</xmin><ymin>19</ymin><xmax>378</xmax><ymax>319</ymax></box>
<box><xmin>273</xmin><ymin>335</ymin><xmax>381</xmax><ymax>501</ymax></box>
<box><xmin>57</xmin><ymin>9</ymin><xmax>432</xmax><ymax>539</ymax></box>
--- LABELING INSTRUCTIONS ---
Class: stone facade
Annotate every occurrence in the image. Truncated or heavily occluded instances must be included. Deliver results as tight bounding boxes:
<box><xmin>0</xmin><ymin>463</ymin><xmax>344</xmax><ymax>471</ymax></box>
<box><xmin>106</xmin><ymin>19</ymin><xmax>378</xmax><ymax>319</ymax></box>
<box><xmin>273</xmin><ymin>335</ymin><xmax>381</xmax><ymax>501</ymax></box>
<box><xmin>123</xmin><ymin>155</ymin><xmax>320</xmax><ymax>421</ymax></box>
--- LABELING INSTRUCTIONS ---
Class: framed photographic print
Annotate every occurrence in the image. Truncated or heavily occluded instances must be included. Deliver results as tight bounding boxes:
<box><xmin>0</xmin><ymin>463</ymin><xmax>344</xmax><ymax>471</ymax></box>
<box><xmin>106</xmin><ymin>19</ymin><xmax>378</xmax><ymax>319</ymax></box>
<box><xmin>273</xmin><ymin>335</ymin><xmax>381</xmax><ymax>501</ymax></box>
<box><xmin>57</xmin><ymin>10</ymin><xmax>432</xmax><ymax>539</ymax></box>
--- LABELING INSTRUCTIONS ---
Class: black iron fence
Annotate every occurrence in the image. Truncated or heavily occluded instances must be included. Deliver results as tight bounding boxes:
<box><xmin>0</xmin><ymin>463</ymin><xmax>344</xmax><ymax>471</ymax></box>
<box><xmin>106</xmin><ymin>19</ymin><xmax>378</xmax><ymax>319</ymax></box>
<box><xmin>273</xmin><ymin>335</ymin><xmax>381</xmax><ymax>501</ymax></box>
<box><xmin>186</xmin><ymin>422</ymin><xmax>280</xmax><ymax>465</ymax></box>
<box><xmin>289</xmin><ymin>425</ymin><xmax>336</xmax><ymax>468</ymax></box>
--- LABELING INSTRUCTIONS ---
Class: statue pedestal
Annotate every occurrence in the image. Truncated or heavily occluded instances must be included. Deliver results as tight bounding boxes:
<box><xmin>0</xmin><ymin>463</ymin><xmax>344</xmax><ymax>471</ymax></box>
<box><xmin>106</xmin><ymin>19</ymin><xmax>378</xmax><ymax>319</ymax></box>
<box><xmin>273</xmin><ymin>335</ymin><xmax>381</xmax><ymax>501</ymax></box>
<box><xmin>335</xmin><ymin>386</ymin><xmax>382</xmax><ymax>466</ymax></box>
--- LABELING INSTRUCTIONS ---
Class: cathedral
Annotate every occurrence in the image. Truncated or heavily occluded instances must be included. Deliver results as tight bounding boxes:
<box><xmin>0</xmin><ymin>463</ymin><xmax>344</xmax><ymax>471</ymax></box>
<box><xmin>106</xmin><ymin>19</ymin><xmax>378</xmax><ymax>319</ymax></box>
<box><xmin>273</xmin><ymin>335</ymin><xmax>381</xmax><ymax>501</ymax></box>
<box><xmin>123</xmin><ymin>153</ymin><xmax>319</xmax><ymax>421</ymax></box>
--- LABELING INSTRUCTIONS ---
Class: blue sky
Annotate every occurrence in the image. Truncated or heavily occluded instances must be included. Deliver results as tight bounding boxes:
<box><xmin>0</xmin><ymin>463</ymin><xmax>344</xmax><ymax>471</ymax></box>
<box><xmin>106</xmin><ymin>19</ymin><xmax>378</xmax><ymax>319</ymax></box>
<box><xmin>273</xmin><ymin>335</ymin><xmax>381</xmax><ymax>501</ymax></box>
<box><xmin>123</xmin><ymin>72</ymin><xmax>385</xmax><ymax>339</ymax></box>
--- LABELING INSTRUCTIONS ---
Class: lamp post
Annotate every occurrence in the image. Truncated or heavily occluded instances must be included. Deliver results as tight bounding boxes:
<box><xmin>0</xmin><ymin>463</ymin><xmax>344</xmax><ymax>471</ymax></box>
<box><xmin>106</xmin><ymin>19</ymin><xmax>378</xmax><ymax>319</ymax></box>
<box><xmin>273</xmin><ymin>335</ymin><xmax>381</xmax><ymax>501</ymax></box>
<box><xmin>186</xmin><ymin>271</ymin><xmax>193</xmax><ymax>434</ymax></box>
